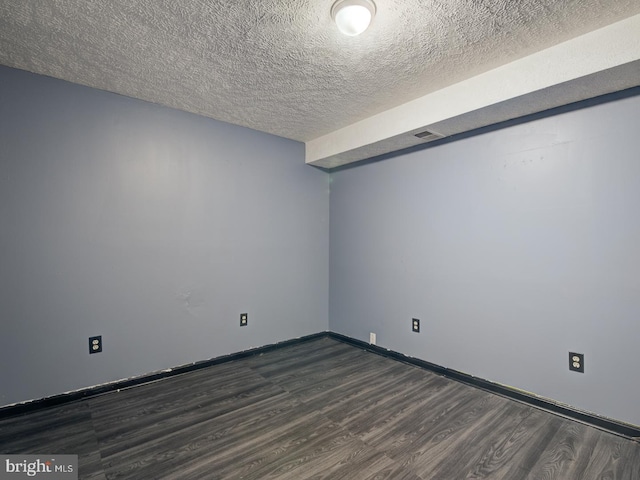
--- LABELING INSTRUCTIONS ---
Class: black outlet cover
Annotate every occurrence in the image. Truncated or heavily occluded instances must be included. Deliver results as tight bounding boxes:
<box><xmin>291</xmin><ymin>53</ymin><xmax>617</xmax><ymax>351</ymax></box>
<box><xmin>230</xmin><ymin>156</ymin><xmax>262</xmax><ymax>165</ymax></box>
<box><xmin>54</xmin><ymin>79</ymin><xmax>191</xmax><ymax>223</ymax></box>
<box><xmin>240</xmin><ymin>313</ymin><xmax>248</xmax><ymax>327</ymax></box>
<box><xmin>89</xmin><ymin>336</ymin><xmax>102</xmax><ymax>354</ymax></box>
<box><xmin>569</xmin><ymin>352</ymin><xmax>584</xmax><ymax>373</ymax></box>
<box><xmin>412</xmin><ymin>318</ymin><xmax>420</xmax><ymax>333</ymax></box>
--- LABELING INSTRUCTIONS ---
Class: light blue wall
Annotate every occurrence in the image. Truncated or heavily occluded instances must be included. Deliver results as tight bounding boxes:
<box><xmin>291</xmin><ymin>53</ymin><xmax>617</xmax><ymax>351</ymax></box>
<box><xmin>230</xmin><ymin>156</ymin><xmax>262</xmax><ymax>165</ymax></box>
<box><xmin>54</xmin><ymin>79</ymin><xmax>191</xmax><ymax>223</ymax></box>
<box><xmin>0</xmin><ymin>66</ymin><xmax>329</xmax><ymax>406</ymax></box>
<box><xmin>3</xmin><ymin>63</ymin><xmax>639</xmax><ymax>429</ymax></box>
<box><xmin>329</xmin><ymin>92</ymin><xmax>640</xmax><ymax>427</ymax></box>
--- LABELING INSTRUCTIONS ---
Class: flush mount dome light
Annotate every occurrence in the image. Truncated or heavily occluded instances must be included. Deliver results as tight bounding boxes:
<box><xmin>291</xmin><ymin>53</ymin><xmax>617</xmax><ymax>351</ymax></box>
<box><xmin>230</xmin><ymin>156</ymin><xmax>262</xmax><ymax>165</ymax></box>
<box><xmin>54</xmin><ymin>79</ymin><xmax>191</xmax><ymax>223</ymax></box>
<box><xmin>331</xmin><ymin>0</ymin><xmax>376</xmax><ymax>36</ymax></box>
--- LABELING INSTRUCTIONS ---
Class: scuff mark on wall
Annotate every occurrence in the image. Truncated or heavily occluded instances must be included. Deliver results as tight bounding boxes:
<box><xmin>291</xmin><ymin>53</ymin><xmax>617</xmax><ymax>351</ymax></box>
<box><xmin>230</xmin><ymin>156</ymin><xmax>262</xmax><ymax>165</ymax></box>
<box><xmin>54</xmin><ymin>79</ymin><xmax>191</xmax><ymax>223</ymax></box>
<box><xmin>175</xmin><ymin>288</ymin><xmax>205</xmax><ymax>318</ymax></box>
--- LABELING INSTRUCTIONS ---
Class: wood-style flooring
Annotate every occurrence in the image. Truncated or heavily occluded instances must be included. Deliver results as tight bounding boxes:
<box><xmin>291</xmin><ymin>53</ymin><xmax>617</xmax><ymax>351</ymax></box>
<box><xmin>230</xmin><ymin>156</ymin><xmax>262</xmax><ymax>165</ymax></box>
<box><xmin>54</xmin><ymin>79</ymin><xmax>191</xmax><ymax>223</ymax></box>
<box><xmin>1</xmin><ymin>337</ymin><xmax>639</xmax><ymax>479</ymax></box>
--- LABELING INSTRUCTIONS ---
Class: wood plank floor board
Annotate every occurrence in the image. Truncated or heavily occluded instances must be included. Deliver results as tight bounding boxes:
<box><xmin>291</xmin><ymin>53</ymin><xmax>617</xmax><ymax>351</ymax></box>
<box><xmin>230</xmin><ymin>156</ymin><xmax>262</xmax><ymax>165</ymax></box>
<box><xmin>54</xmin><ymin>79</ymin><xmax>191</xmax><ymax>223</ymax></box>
<box><xmin>524</xmin><ymin>420</ymin><xmax>640</xmax><ymax>480</ymax></box>
<box><xmin>1</xmin><ymin>337</ymin><xmax>638</xmax><ymax>479</ymax></box>
<box><xmin>279</xmin><ymin>361</ymin><xmax>408</xmax><ymax>408</ymax></box>
<box><xmin>93</xmin><ymin>382</ymin><xmax>292</xmax><ymax>459</ymax></box>
<box><xmin>324</xmin><ymin>372</ymin><xmax>453</xmax><ymax>435</ymax></box>
<box><xmin>89</xmin><ymin>371</ymin><xmax>281</xmax><ymax>437</ymax></box>
<box><xmin>358</xmin><ymin>381</ymin><xmax>494</xmax><ymax>453</ymax></box>
<box><xmin>97</xmin><ymin>394</ymin><xmax>303</xmax><ymax>477</ymax></box>
<box><xmin>392</xmin><ymin>397</ymin><xmax>532</xmax><ymax>478</ymax></box>
<box><xmin>190</xmin><ymin>419</ymin><xmax>356</xmax><ymax>480</ymax></box>
<box><xmin>0</xmin><ymin>401</ymin><xmax>105</xmax><ymax>479</ymax></box>
<box><xmin>251</xmin><ymin>349</ymin><xmax>386</xmax><ymax>397</ymax></box>
<box><xmin>242</xmin><ymin>337</ymin><xmax>340</xmax><ymax>368</ymax></box>
<box><xmin>101</xmin><ymin>404</ymin><xmax>338</xmax><ymax>479</ymax></box>
<box><xmin>245</xmin><ymin>340</ymin><xmax>358</xmax><ymax>378</ymax></box>
<box><xmin>0</xmin><ymin>402</ymin><xmax>92</xmax><ymax>448</ymax></box>
<box><xmin>621</xmin><ymin>440</ymin><xmax>640</xmax><ymax>479</ymax></box>
<box><xmin>462</xmin><ymin>408</ymin><xmax>565</xmax><ymax>480</ymax></box>
<box><xmin>251</xmin><ymin>438</ymin><xmax>392</xmax><ymax>480</ymax></box>
<box><xmin>88</xmin><ymin>363</ymin><xmax>264</xmax><ymax>415</ymax></box>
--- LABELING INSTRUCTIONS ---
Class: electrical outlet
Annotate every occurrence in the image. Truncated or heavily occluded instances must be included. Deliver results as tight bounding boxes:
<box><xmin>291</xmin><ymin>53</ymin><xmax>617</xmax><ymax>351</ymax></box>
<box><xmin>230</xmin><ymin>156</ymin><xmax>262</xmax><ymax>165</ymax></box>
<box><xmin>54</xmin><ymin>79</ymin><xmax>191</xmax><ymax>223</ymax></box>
<box><xmin>240</xmin><ymin>313</ymin><xmax>248</xmax><ymax>327</ymax></box>
<box><xmin>569</xmin><ymin>352</ymin><xmax>584</xmax><ymax>373</ymax></box>
<box><xmin>412</xmin><ymin>318</ymin><xmax>420</xmax><ymax>333</ymax></box>
<box><xmin>89</xmin><ymin>336</ymin><xmax>102</xmax><ymax>354</ymax></box>
<box><xmin>369</xmin><ymin>332</ymin><xmax>376</xmax><ymax>345</ymax></box>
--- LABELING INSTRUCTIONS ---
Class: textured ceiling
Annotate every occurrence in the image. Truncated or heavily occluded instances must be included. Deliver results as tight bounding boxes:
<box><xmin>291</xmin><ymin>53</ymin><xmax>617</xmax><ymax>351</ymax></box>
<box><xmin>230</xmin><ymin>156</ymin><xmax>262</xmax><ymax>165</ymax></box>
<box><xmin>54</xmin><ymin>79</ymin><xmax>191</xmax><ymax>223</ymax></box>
<box><xmin>1</xmin><ymin>0</ymin><xmax>640</xmax><ymax>144</ymax></box>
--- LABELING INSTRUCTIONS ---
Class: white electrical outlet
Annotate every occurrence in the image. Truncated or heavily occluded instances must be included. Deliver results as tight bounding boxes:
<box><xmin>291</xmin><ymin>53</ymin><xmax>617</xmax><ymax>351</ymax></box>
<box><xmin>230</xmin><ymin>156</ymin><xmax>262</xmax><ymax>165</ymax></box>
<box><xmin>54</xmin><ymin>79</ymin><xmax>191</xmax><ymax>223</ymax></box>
<box><xmin>369</xmin><ymin>332</ymin><xmax>376</xmax><ymax>345</ymax></box>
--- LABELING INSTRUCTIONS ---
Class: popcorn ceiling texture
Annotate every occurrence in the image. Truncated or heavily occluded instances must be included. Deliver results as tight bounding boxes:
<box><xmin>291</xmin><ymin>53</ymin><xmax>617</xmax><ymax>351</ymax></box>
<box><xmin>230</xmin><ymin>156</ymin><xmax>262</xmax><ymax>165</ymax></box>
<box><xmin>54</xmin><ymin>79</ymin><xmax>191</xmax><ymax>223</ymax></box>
<box><xmin>1</xmin><ymin>0</ymin><xmax>639</xmax><ymax>142</ymax></box>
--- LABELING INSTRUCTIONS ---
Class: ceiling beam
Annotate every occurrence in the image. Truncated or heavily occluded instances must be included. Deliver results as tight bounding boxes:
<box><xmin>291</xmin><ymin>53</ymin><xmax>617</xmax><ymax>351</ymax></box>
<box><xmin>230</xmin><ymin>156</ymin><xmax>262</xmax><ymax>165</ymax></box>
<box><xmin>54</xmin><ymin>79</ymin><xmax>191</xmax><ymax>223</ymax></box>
<box><xmin>306</xmin><ymin>14</ymin><xmax>640</xmax><ymax>169</ymax></box>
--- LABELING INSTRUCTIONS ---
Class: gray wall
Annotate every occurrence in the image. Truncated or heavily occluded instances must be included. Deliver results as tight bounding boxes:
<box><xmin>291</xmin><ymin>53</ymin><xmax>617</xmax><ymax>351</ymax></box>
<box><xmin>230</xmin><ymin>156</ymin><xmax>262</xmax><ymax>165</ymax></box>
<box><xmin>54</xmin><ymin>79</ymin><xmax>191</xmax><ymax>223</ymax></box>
<box><xmin>329</xmin><ymin>93</ymin><xmax>640</xmax><ymax>427</ymax></box>
<box><xmin>3</xmin><ymin>63</ymin><xmax>639</xmax><ymax>429</ymax></box>
<box><xmin>0</xmin><ymin>66</ymin><xmax>329</xmax><ymax>407</ymax></box>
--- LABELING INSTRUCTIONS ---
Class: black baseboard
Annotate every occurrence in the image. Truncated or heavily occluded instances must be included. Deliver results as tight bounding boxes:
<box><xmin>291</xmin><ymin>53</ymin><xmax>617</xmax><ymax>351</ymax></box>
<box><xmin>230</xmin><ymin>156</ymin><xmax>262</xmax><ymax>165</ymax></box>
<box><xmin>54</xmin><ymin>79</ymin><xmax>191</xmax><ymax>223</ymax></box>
<box><xmin>327</xmin><ymin>332</ymin><xmax>640</xmax><ymax>441</ymax></box>
<box><xmin>0</xmin><ymin>332</ymin><xmax>326</xmax><ymax>419</ymax></box>
<box><xmin>3</xmin><ymin>330</ymin><xmax>640</xmax><ymax>442</ymax></box>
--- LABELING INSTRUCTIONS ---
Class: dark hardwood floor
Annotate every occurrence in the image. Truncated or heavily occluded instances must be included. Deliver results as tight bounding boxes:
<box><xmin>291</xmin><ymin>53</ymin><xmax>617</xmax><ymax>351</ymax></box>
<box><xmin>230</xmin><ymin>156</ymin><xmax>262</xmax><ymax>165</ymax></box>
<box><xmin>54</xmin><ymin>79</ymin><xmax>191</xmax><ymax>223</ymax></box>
<box><xmin>1</xmin><ymin>337</ymin><xmax>639</xmax><ymax>479</ymax></box>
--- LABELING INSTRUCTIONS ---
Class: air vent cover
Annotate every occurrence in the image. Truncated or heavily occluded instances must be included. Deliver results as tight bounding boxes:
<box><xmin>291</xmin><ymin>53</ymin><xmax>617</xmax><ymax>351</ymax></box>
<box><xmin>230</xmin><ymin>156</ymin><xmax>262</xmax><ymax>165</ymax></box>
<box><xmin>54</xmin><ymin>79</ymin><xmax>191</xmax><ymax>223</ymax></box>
<box><xmin>414</xmin><ymin>130</ymin><xmax>443</xmax><ymax>142</ymax></box>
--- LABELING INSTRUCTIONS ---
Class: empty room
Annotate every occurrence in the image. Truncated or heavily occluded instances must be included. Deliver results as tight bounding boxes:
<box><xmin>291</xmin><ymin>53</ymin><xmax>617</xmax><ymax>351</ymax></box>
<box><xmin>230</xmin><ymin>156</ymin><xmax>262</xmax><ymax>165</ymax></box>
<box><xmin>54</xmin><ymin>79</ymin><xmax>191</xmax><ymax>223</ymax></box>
<box><xmin>1</xmin><ymin>1</ymin><xmax>639</xmax><ymax>478</ymax></box>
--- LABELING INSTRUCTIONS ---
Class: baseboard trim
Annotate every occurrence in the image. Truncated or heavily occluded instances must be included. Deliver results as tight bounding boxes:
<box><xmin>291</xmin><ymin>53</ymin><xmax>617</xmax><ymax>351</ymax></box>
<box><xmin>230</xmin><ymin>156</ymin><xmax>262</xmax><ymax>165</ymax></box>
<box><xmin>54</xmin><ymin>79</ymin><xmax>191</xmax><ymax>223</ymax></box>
<box><xmin>0</xmin><ymin>332</ymin><xmax>326</xmax><ymax>419</ymax></box>
<box><xmin>4</xmin><ymin>330</ymin><xmax>640</xmax><ymax>442</ymax></box>
<box><xmin>327</xmin><ymin>332</ymin><xmax>640</xmax><ymax>441</ymax></box>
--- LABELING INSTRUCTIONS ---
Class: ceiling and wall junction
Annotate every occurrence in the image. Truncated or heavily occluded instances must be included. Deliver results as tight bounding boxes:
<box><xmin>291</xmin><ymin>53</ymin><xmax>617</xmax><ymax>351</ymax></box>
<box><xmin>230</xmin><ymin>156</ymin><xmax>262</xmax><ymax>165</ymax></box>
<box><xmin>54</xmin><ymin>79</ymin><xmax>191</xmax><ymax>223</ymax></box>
<box><xmin>1</xmin><ymin>0</ymin><xmax>639</xmax><ymax>168</ymax></box>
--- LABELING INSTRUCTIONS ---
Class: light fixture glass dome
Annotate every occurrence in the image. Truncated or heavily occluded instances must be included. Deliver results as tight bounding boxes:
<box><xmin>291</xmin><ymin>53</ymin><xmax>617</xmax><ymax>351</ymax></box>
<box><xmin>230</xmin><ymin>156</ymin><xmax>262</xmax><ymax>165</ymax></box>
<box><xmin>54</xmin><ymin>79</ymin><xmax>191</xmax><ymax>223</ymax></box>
<box><xmin>331</xmin><ymin>0</ymin><xmax>376</xmax><ymax>36</ymax></box>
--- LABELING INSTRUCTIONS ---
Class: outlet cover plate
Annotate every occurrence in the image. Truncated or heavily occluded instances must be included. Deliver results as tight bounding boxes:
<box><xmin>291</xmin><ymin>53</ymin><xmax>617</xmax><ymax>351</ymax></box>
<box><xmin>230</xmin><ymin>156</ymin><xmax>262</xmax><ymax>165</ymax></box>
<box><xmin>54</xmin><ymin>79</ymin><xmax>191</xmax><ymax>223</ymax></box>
<box><xmin>89</xmin><ymin>335</ymin><xmax>102</xmax><ymax>354</ymax></box>
<box><xmin>569</xmin><ymin>352</ymin><xmax>584</xmax><ymax>373</ymax></box>
<box><xmin>240</xmin><ymin>313</ymin><xmax>248</xmax><ymax>327</ymax></box>
<box><xmin>412</xmin><ymin>318</ymin><xmax>420</xmax><ymax>333</ymax></box>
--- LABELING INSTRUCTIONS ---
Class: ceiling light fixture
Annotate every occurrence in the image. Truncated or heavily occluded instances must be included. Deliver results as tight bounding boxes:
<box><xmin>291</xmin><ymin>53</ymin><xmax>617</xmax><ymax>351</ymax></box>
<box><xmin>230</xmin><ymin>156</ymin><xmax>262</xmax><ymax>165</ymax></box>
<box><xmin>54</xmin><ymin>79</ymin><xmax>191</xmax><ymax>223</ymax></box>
<box><xmin>331</xmin><ymin>0</ymin><xmax>376</xmax><ymax>36</ymax></box>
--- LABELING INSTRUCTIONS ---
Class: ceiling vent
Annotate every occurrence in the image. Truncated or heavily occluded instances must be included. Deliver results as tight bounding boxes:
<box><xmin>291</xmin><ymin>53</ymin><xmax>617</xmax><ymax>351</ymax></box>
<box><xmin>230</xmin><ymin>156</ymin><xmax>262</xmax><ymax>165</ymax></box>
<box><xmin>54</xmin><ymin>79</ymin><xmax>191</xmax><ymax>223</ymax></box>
<box><xmin>414</xmin><ymin>130</ymin><xmax>443</xmax><ymax>142</ymax></box>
